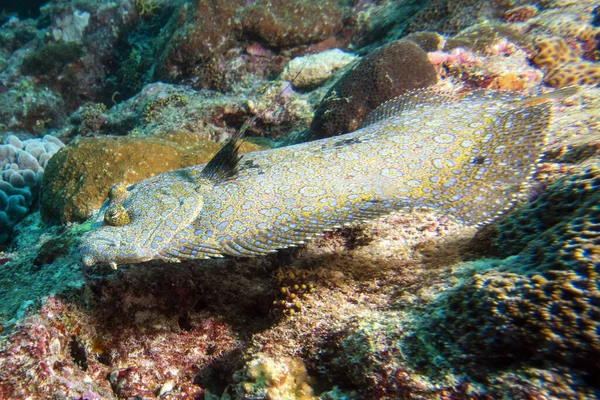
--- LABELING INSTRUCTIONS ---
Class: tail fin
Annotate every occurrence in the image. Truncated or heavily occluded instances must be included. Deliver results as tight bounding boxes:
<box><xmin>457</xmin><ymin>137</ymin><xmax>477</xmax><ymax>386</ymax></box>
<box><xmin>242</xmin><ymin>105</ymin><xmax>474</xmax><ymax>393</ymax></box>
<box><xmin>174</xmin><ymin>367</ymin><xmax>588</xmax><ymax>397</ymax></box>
<box><xmin>437</xmin><ymin>88</ymin><xmax>581</xmax><ymax>226</ymax></box>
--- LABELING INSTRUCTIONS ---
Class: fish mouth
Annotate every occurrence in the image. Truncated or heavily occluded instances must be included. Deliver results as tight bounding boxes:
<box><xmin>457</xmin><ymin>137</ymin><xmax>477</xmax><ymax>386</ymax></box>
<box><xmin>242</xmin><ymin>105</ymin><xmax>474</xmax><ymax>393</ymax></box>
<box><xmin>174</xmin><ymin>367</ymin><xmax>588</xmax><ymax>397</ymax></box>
<box><xmin>79</xmin><ymin>233</ymin><xmax>119</xmax><ymax>266</ymax></box>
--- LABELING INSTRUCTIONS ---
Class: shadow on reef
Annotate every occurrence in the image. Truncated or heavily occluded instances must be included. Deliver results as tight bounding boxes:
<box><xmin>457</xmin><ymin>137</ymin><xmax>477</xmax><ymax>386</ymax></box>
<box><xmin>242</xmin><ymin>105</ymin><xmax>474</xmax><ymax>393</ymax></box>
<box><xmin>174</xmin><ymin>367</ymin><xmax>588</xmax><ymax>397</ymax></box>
<box><xmin>402</xmin><ymin>167</ymin><xmax>600</xmax><ymax>394</ymax></box>
<box><xmin>70</xmin><ymin>217</ymin><xmax>475</xmax><ymax>393</ymax></box>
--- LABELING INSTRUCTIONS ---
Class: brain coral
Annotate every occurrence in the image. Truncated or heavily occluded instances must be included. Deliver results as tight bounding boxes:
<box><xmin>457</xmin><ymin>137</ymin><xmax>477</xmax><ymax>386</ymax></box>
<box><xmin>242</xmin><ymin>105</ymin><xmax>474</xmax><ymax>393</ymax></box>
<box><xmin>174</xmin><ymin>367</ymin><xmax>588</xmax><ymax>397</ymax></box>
<box><xmin>410</xmin><ymin>168</ymin><xmax>600</xmax><ymax>376</ymax></box>
<box><xmin>304</xmin><ymin>39</ymin><xmax>437</xmax><ymax>141</ymax></box>
<box><xmin>0</xmin><ymin>135</ymin><xmax>64</xmax><ymax>243</ymax></box>
<box><xmin>532</xmin><ymin>36</ymin><xmax>600</xmax><ymax>88</ymax></box>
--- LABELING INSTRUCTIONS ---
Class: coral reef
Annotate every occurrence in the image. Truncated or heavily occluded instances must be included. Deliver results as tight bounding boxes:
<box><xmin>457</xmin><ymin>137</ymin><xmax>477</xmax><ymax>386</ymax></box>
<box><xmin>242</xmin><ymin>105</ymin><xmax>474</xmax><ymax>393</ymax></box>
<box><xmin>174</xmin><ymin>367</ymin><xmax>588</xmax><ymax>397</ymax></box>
<box><xmin>154</xmin><ymin>0</ymin><xmax>243</xmax><ymax>81</ymax></box>
<box><xmin>495</xmin><ymin>166</ymin><xmax>600</xmax><ymax>257</ymax></box>
<box><xmin>232</xmin><ymin>354</ymin><xmax>315</xmax><ymax>399</ymax></box>
<box><xmin>21</xmin><ymin>42</ymin><xmax>84</xmax><ymax>76</ymax></box>
<box><xmin>404</xmin><ymin>31</ymin><xmax>444</xmax><ymax>52</ymax></box>
<box><xmin>503</xmin><ymin>5</ymin><xmax>538</xmax><ymax>23</ymax></box>
<box><xmin>0</xmin><ymin>80</ymin><xmax>68</xmax><ymax>133</ymax></box>
<box><xmin>532</xmin><ymin>36</ymin><xmax>600</xmax><ymax>88</ymax></box>
<box><xmin>40</xmin><ymin>131</ymin><xmax>262</xmax><ymax>223</ymax></box>
<box><xmin>155</xmin><ymin>0</ymin><xmax>343</xmax><ymax>81</ymax></box>
<box><xmin>73</xmin><ymin>103</ymin><xmax>108</xmax><ymax>136</ymax></box>
<box><xmin>50</xmin><ymin>9</ymin><xmax>90</xmax><ymax>43</ymax></box>
<box><xmin>241</xmin><ymin>0</ymin><xmax>342</xmax><ymax>48</ymax></box>
<box><xmin>0</xmin><ymin>297</ymin><xmax>114</xmax><ymax>399</ymax></box>
<box><xmin>0</xmin><ymin>0</ymin><xmax>599</xmax><ymax>398</ymax></box>
<box><xmin>404</xmin><ymin>168</ymin><xmax>600</xmax><ymax>394</ymax></box>
<box><xmin>304</xmin><ymin>39</ymin><xmax>437</xmax><ymax>141</ymax></box>
<box><xmin>0</xmin><ymin>134</ymin><xmax>63</xmax><ymax>243</ymax></box>
<box><xmin>425</xmin><ymin>22</ymin><xmax>544</xmax><ymax>93</ymax></box>
<box><xmin>271</xmin><ymin>266</ymin><xmax>317</xmax><ymax>317</ymax></box>
<box><xmin>342</xmin><ymin>0</ymin><xmax>426</xmax><ymax>51</ymax></box>
<box><xmin>0</xmin><ymin>0</ymin><xmax>136</xmax><ymax>131</ymax></box>
<box><xmin>406</xmin><ymin>0</ymin><xmax>517</xmax><ymax>35</ymax></box>
<box><xmin>0</xmin><ymin>294</ymin><xmax>241</xmax><ymax>399</ymax></box>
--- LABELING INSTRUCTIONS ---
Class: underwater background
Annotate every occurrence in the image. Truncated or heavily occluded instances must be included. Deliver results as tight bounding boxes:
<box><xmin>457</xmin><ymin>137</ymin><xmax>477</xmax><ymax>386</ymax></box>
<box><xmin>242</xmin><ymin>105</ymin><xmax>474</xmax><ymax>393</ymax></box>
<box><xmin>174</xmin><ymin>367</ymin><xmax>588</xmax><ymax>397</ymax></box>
<box><xmin>0</xmin><ymin>0</ymin><xmax>598</xmax><ymax>398</ymax></box>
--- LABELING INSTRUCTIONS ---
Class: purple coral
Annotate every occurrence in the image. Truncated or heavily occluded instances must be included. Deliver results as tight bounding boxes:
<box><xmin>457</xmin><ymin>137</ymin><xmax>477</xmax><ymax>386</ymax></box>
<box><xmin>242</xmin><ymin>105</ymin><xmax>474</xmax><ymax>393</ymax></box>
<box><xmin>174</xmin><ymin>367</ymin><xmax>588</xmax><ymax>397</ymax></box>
<box><xmin>0</xmin><ymin>134</ymin><xmax>63</xmax><ymax>242</ymax></box>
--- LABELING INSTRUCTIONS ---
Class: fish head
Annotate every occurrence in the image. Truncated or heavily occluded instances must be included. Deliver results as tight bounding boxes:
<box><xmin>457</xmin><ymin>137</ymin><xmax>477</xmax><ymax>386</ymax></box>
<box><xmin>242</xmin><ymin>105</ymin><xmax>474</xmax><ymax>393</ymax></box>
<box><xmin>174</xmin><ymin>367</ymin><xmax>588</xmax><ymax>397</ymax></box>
<box><xmin>79</xmin><ymin>170</ymin><xmax>207</xmax><ymax>267</ymax></box>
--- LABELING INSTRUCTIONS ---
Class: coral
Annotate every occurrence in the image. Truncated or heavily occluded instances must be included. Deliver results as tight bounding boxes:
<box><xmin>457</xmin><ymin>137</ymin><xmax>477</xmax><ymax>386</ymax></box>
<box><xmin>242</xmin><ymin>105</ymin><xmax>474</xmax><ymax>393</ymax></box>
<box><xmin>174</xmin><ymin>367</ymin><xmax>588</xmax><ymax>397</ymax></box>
<box><xmin>404</xmin><ymin>31</ymin><xmax>444</xmax><ymax>52</ymax></box>
<box><xmin>272</xmin><ymin>266</ymin><xmax>317</xmax><ymax>317</ymax></box>
<box><xmin>240</xmin><ymin>0</ymin><xmax>342</xmax><ymax>48</ymax></box>
<box><xmin>545</xmin><ymin>60</ymin><xmax>600</xmax><ymax>87</ymax></box>
<box><xmin>0</xmin><ymin>298</ymin><xmax>114</xmax><ymax>398</ymax></box>
<box><xmin>74</xmin><ymin>103</ymin><xmax>108</xmax><ymax>136</ymax></box>
<box><xmin>503</xmin><ymin>5</ymin><xmax>538</xmax><ymax>23</ymax></box>
<box><xmin>113</xmin><ymin>45</ymin><xmax>155</xmax><ymax>100</ymax></box>
<box><xmin>406</xmin><ymin>0</ymin><xmax>512</xmax><ymax>35</ymax></box>
<box><xmin>407</xmin><ymin>168</ymin><xmax>600</xmax><ymax>381</ymax></box>
<box><xmin>232</xmin><ymin>354</ymin><xmax>315</xmax><ymax>399</ymax></box>
<box><xmin>430</xmin><ymin>40</ymin><xmax>544</xmax><ymax>92</ymax></box>
<box><xmin>532</xmin><ymin>36</ymin><xmax>600</xmax><ymax>88</ymax></box>
<box><xmin>141</xmin><ymin>93</ymin><xmax>187</xmax><ymax>124</ymax></box>
<box><xmin>495</xmin><ymin>167</ymin><xmax>600</xmax><ymax>257</ymax></box>
<box><xmin>280</xmin><ymin>49</ymin><xmax>357</xmax><ymax>90</ymax></box>
<box><xmin>154</xmin><ymin>0</ymin><xmax>243</xmax><ymax>80</ymax></box>
<box><xmin>133</xmin><ymin>0</ymin><xmax>163</xmax><ymax>18</ymax></box>
<box><xmin>304</xmin><ymin>39</ymin><xmax>437</xmax><ymax>141</ymax></box>
<box><xmin>0</xmin><ymin>135</ymin><xmax>63</xmax><ymax>243</ymax></box>
<box><xmin>155</xmin><ymin>0</ymin><xmax>343</xmax><ymax>81</ymax></box>
<box><xmin>342</xmin><ymin>1</ymin><xmax>426</xmax><ymax>51</ymax></box>
<box><xmin>443</xmin><ymin>23</ymin><xmax>530</xmax><ymax>53</ymax></box>
<box><xmin>0</xmin><ymin>294</ymin><xmax>240</xmax><ymax>398</ymax></box>
<box><xmin>39</xmin><ymin>131</ymin><xmax>262</xmax><ymax>223</ymax></box>
<box><xmin>532</xmin><ymin>36</ymin><xmax>579</xmax><ymax>73</ymax></box>
<box><xmin>21</xmin><ymin>42</ymin><xmax>84</xmax><ymax>76</ymax></box>
<box><xmin>50</xmin><ymin>9</ymin><xmax>91</xmax><ymax>43</ymax></box>
<box><xmin>536</xmin><ymin>9</ymin><xmax>600</xmax><ymax>44</ymax></box>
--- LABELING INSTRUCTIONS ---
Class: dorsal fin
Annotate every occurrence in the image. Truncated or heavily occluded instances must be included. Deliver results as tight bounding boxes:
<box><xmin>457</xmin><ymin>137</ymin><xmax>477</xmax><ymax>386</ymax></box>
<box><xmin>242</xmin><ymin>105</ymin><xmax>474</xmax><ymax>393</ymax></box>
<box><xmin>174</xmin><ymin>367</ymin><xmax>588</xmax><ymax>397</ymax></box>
<box><xmin>200</xmin><ymin>127</ymin><xmax>246</xmax><ymax>184</ymax></box>
<box><xmin>360</xmin><ymin>87</ymin><xmax>460</xmax><ymax>128</ymax></box>
<box><xmin>200</xmin><ymin>57</ymin><xmax>311</xmax><ymax>184</ymax></box>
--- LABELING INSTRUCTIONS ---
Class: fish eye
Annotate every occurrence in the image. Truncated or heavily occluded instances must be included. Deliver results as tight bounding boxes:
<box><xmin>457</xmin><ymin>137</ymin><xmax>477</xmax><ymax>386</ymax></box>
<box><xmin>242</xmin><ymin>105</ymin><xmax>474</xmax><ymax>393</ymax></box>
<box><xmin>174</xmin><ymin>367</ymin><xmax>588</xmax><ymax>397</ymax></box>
<box><xmin>108</xmin><ymin>183</ymin><xmax>128</xmax><ymax>203</ymax></box>
<box><xmin>104</xmin><ymin>204</ymin><xmax>131</xmax><ymax>226</ymax></box>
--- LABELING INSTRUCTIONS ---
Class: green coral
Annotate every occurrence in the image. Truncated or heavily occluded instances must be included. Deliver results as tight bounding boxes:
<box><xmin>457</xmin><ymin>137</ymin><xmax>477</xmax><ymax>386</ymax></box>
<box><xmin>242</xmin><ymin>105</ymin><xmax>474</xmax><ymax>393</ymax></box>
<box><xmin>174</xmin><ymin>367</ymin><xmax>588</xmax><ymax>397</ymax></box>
<box><xmin>21</xmin><ymin>42</ymin><xmax>84</xmax><ymax>76</ymax></box>
<box><xmin>142</xmin><ymin>94</ymin><xmax>188</xmax><ymax>124</ymax></box>
<box><xmin>77</xmin><ymin>103</ymin><xmax>108</xmax><ymax>135</ymax></box>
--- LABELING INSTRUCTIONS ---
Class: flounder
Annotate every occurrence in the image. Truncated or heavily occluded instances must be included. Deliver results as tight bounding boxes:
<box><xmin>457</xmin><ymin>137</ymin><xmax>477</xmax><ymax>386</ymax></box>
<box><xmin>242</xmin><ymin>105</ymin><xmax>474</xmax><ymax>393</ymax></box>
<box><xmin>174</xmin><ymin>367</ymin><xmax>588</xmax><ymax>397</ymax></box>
<box><xmin>79</xmin><ymin>87</ymin><xmax>577</xmax><ymax>268</ymax></box>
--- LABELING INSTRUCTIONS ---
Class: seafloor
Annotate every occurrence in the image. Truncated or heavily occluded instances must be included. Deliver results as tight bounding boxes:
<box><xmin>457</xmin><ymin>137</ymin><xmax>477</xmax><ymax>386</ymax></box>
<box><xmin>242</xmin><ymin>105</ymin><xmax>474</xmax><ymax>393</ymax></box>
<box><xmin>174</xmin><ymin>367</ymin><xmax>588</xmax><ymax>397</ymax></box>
<box><xmin>0</xmin><ymin>0</ymin><xmax>599</xmax><ymax>399</ymax></box>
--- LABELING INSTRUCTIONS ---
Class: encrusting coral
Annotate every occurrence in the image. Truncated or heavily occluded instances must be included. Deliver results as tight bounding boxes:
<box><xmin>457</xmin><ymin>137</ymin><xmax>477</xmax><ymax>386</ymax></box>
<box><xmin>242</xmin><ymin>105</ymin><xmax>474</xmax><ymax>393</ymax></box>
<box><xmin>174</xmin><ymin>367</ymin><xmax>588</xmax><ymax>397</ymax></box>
<box><xmin>407</xmin><ymin>167</ymin><xmax>600</xmax><ymax>381</ymax></box>
<box><xmin>40</xmin><ymin>131</ymin><xmax>262</xmax><ymax>223</ymax></box>
<box><xmin>532</xmin><ymin>36</ymin><xmax>600</xmax><ymax>88</ymax></box>
<box><xmin>233</xmin><ymin>354</ymin><xmax>315</xmax><ymax>400</ymax></box>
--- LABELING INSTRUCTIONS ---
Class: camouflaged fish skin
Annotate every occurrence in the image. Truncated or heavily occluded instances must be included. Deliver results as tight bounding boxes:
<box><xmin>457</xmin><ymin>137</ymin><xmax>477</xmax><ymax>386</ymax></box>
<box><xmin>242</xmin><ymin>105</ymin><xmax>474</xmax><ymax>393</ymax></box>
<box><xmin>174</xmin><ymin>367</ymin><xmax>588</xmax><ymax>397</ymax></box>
<box><xmin>80</xmin><ymin>88</ymin><xmax>552</xmax><ymax>267</ymax></box>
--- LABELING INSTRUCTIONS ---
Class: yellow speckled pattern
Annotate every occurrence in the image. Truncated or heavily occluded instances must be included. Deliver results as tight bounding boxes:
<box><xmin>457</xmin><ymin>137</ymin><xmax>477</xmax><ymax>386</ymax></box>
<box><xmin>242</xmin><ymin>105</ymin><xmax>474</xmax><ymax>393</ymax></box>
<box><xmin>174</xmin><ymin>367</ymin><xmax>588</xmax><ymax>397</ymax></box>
<box><xmin>80</xmin><ymin>88</ymin><xmax>556</xmax><ymax>267</ymax></box>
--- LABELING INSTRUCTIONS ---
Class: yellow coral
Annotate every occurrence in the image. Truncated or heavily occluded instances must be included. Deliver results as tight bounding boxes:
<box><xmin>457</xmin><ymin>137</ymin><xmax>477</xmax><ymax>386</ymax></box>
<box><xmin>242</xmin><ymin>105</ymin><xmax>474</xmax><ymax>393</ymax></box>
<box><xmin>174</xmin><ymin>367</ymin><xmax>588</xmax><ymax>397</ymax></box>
<box><xmin>545</xmin><ymin>61</ymin><xmax>600</xmax><ymax>87</ymax></box>
<box><xmin>240</xmin><ymin>354</ymin><xmax>315</xmax><ymax>400</ymax></box>
<box><xmin>533</xmin><ymin>36</ymin><xmax>600</xmax><ymax>88</ymax></box>
<box><xmin>532</xmin><ymin>37</ymin><xmax>579</xmax><ymax>73</ymax></box>
<box><xmin>134</xmin><ymin>0</ymin><xmax>161</xmax><ymax>17</ymax></box>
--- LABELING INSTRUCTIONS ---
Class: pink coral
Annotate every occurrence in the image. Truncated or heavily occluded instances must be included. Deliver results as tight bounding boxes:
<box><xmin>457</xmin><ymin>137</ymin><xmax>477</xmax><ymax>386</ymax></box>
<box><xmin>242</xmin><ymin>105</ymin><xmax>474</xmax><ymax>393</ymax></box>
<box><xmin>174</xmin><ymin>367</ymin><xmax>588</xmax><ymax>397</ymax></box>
<box><xmin>428</xmin><ymin>48</ymin><xmax>478</xmax><ymax>65</ymax></box>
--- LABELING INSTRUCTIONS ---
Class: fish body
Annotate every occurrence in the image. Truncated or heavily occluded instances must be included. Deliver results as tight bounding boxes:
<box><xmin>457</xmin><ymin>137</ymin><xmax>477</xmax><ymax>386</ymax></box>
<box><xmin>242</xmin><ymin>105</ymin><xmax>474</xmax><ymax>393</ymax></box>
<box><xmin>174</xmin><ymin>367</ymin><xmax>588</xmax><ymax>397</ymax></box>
<box><xmin>80</xmin><ymin>88</ymin><xmax>558</xmax><ymax>267</ymax></box>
